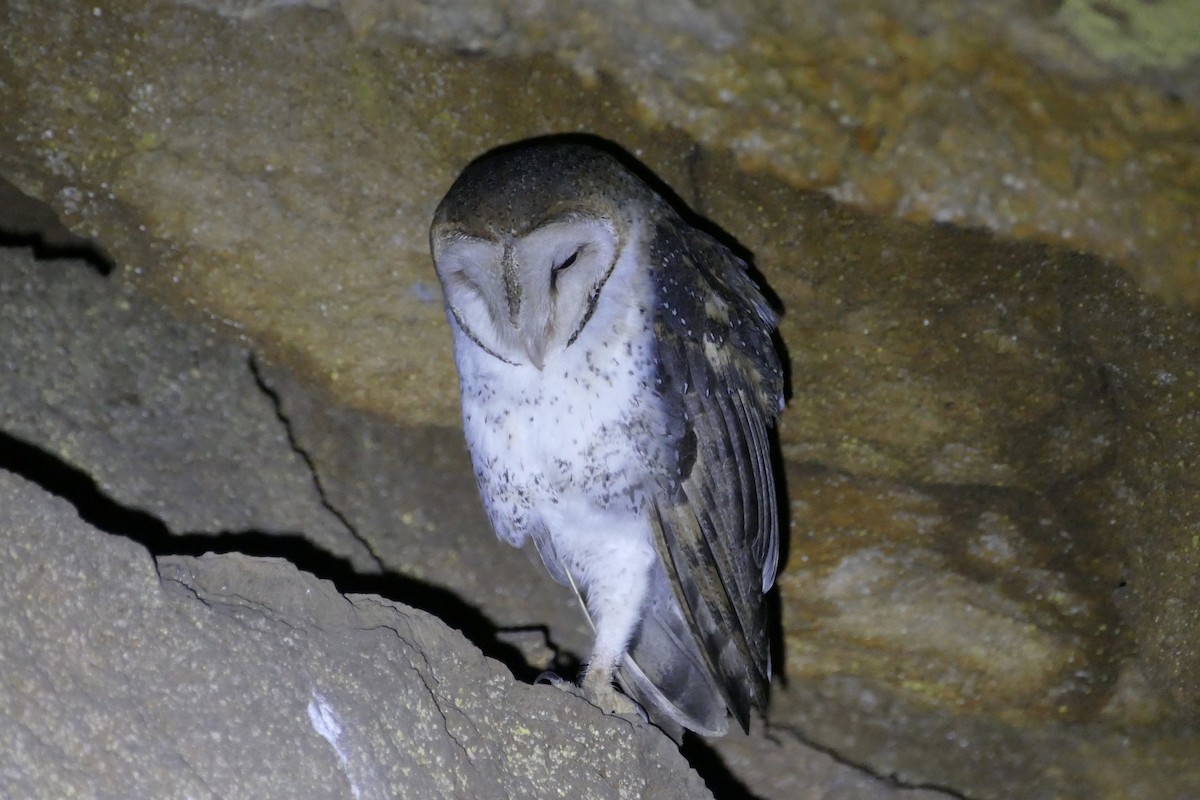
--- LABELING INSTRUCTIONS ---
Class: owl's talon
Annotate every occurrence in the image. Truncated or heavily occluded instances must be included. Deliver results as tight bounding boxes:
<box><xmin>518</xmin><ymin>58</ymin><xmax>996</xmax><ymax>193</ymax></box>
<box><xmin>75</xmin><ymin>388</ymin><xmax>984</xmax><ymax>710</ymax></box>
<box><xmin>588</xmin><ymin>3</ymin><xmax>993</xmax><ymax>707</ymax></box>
<box><xmin>536</xmin><ymin>668</ymin><xmax>646</xmax><ymax>722</ymax></box>
<box><xmin>582</xmin><ymin>666</ymin><xmax>647</xmax><ymax>721</ymax></box>
<box><xmin>586</xmin><ymin>683</ymin><xmax>642</xmax><ymax>718</ymax></box>
<box><xmin>535</xmin><ymin>670</ymin><xmax>567</xmax><ymax>687</ymax></box>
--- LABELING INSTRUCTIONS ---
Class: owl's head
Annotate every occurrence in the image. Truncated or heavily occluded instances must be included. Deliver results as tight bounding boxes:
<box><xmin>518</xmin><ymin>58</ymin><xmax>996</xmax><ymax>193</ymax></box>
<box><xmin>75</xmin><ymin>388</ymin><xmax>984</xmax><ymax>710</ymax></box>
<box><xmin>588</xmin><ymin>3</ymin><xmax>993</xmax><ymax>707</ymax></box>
<box><xmin>430</xmin><ymin>142</ymin><xmax>655</xmax><ymax>369</ymax></box>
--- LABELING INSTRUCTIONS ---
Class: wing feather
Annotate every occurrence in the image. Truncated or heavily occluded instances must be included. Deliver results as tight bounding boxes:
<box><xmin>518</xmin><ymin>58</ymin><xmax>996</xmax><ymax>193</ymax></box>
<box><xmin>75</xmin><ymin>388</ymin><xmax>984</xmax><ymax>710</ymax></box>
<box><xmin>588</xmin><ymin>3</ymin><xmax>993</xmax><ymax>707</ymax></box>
<box><xmin>643</xmin><ymin>217</ymin><xmax>784</xmax><ymax>731</ymax></box>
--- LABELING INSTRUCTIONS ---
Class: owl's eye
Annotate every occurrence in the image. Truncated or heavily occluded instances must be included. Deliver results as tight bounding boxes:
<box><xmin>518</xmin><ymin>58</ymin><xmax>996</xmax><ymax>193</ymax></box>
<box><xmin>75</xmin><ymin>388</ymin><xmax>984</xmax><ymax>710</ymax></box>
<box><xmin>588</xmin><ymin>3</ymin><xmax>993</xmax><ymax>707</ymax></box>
<box><xmin>550</xmin><ymin>249</ymin><xmax>580</xmax><ymax>290</ymax></box>
<box><xmin>553</xmin><ymin>250</ymin><xmax>580</xmax><ymax>274</ymax></box>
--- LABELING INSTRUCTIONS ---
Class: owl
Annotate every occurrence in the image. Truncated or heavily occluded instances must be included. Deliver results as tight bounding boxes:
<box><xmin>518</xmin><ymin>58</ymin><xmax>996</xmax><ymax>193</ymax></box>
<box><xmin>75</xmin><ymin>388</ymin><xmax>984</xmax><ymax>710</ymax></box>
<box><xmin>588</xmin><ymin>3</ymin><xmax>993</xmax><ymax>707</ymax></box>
<box><xmin>429</xmin><ymin>140</ymin><xmax>784</xmax><ymax>737</ymax></box>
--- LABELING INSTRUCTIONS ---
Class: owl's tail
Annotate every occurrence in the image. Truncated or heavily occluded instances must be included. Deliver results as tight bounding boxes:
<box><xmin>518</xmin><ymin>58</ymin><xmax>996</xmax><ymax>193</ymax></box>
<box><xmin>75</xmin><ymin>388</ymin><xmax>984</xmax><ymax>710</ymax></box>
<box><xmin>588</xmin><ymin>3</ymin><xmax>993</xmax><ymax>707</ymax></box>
<box><xmin>617</xmin><ymin>564</ymin><xmax>730</xmax><ymax>739</ymax></box>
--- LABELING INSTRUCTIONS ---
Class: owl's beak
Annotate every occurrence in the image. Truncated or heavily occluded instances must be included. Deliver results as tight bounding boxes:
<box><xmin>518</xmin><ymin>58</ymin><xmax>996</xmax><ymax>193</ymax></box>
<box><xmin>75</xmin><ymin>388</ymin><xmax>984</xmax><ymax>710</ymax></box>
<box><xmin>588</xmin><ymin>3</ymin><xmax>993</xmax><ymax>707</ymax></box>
<box><xmin>522</xmin><ymin>333</ymin><xmax>547</xmax><ymax>371</ymax></box>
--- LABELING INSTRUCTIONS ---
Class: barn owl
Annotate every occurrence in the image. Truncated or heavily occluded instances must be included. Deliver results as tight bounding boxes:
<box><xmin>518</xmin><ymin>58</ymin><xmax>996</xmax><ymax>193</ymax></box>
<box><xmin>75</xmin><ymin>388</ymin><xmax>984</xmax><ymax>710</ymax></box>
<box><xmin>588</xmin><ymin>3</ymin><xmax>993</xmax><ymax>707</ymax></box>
<box><xmin>429</xmin><ymin>140</ymin><xmax>783</xmax><ymax>737</ymax></box>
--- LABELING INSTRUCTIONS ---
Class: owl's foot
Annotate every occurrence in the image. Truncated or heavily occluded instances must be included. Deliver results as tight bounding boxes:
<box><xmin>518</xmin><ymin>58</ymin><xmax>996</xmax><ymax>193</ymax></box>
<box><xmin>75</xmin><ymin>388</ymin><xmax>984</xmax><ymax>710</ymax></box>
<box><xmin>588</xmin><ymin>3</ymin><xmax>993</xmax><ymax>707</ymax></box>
<box><xmin>581</xmin><ymin>664</ymin><xmax>645</xmax><ymax>720</ymax></box>
<box><xmin>535</xmin><ymin>670</ymin><xmax>573</xmax><ymax>690</ymax></box>
<box><xmin>536</xmin><ymin>668</ymin><xmax>646</xmax><ymax>721</ymax></box>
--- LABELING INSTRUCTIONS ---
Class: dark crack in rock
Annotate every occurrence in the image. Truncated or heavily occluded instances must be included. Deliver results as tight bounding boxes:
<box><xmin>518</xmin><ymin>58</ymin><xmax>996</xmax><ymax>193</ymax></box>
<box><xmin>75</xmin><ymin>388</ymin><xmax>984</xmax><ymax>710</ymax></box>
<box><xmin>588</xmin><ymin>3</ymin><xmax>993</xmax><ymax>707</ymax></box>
<box><xmin>0</xmin><ymin>246</ymin><xmax>378</xmax><ymax>572</ymax></box>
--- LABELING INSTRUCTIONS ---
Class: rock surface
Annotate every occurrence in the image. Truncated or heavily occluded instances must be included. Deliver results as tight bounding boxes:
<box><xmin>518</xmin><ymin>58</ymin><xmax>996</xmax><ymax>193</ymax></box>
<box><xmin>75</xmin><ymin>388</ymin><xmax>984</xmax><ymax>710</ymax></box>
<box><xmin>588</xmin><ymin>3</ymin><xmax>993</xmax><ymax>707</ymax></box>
<box><xmin>0</xmin><ymin>468</ymin><xmax>712</xmax><ymax>800</ymax></box>
<box><xmin>0</xmin><ymin>244</ymin><xmax>379</xmax><ymax>572</ymax></box>
<box><xmin>2</xmin><ymin>0</ymin><xmax>1199</xmax><ymax>430</ymax></box>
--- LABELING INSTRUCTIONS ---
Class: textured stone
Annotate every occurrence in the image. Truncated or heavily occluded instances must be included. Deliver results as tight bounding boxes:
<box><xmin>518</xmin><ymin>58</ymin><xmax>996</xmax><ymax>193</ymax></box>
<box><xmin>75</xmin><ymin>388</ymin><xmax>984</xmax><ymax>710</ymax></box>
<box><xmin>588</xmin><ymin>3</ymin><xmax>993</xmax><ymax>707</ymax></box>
<box><xmin>707</xmin><ymin>725</ymin><xmax>950</xmax><ymax>800</ymax></box>
<box><xmin>771</xmin><ymin>673</ymin><xmax>1200</xmax><ymax>800</ymax></box>
<box><xmin>0</xmin><ymin>247</ymin><xmax>378</xmax><ymax>572</ymax></box>
<box><xmin>1056</xmin><ymin>260</ymin><xmax>1200</xmax><ymax>720</ymax></box>
<box><xmin>2</xmin><ymin>0</ymin><xmax>1199</xmax><ymax>433</ymax></box>
<box><xmin>780</xmin><ymin>468</ymin><xmax>1116</xmax><ymax>719</ymax></box>
<box><xmin>4</xmin><ymin>0</ymin><xmax>1197</xmax><ymax>320</ymax></box>
<box><xmin>0</xmin><ymin>468</ymin><xmax>713</xmax><ymax>800</ymax></box>
<box><xmin>1058</xmin><ymin>0</ymin><xmax>1200</xmax><ymax>70</ymax></box>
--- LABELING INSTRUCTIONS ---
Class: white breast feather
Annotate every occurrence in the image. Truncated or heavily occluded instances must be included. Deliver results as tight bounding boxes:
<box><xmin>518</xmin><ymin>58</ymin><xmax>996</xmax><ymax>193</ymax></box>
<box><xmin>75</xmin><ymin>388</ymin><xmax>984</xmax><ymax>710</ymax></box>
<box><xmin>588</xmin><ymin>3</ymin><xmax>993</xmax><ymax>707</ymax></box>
<box><xmin>450</xmin><ymin>228</ymin><xmax>665</xmax><ymax>587</ymax></box>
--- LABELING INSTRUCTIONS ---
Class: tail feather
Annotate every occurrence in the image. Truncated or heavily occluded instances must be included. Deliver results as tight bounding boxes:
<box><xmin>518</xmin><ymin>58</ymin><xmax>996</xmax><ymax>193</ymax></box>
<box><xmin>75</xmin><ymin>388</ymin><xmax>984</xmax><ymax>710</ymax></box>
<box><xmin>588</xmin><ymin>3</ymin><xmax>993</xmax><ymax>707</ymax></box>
<box><xmin>616</xmin><ymin>566</ymin><xmax>730</xmax><ymax>738</ymax></box>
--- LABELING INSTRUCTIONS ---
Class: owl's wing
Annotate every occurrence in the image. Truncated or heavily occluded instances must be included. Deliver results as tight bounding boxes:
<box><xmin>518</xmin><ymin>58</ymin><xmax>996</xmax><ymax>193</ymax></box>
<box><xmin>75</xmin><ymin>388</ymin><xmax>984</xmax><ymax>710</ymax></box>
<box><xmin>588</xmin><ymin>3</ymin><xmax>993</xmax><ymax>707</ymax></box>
<box><xmin>643</xmin><ymin>217</ymin><xmax>784</xmax><ymax>732</ymax></box>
